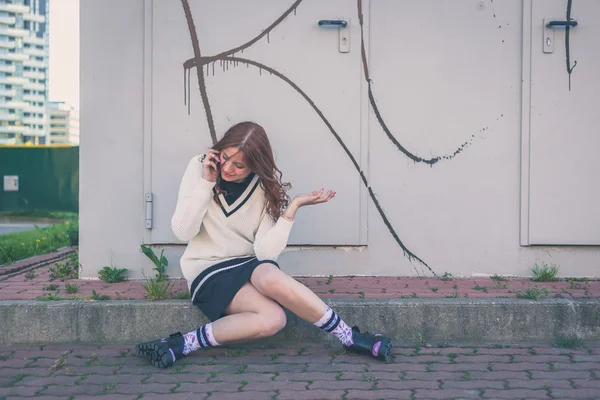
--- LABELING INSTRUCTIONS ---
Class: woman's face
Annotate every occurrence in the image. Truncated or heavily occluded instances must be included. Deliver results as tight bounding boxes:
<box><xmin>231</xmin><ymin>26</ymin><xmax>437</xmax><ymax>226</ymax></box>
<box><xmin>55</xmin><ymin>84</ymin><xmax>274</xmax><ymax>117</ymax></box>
<box><xmin>220</xmin><ymin>146</ymin><xmax>251</xmax><ymax>182</ymax></box>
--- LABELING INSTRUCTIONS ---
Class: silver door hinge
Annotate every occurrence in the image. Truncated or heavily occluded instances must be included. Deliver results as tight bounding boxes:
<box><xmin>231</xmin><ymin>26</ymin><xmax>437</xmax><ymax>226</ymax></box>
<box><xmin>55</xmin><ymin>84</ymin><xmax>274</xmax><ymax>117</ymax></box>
<box><xmin>145</xmin><ymin>192</ymin><xmax>153</xmax><ymax>229</ymax></box>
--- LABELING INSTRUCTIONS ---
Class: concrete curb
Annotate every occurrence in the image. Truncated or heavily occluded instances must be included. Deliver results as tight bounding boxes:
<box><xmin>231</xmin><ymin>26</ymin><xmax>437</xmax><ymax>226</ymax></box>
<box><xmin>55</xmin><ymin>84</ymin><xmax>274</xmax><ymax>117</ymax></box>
<box><xmin>1</xmin><ymin>298</ymin><xmax>599</xmax><ymax>345</ymax></box>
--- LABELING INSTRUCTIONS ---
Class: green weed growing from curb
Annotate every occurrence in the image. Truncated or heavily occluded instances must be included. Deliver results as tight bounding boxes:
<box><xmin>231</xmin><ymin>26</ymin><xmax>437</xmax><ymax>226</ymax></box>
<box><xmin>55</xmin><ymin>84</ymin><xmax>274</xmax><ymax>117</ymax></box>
<box><xmin>98</xmin><ymin>265</ymin><xmax>128</xmax><ymax>283</ymax></box>
<box><xmin>514</xmin><ymin>285</ymin><xmax>550</xmax><ymax>300</ymax></box>
<box><xmin>531</xmin><ymin>262</ymin><xmax>559</xmax><ymax>281</ymax></box>
<box><xmin>554</xmin><ymin>335</ymin><xmax>585</xmax><ymax>349</ymax></box>
<box><xmin>65</xmin><ymin>282</ymin><xmax>79</xmax><ymax>294</ymax></box>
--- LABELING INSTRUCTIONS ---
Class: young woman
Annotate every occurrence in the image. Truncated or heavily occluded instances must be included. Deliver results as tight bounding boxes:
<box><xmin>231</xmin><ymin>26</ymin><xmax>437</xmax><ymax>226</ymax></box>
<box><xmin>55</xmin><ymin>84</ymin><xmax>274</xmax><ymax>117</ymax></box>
<box><xmin>136</xmin><ymin>121</ymin><xmax>392</xmax><ymax>368</ymax></box>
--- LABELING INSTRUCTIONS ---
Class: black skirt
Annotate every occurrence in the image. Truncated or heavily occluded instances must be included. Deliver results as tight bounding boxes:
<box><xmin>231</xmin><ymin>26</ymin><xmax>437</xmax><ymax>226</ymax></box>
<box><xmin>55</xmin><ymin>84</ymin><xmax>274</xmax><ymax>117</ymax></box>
<box><xmin>190</xmin><ymin>256</ymin><xmax>278</xmax><ymax>322</ymax></box>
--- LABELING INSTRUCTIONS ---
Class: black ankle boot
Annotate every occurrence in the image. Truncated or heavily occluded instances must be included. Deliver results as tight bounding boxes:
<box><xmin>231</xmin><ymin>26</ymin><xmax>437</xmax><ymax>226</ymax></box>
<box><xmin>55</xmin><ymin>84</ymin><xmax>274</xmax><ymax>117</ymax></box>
<box><xmin>344</xmin><ymin>326</ymin><xmax>392</xmax><ymax>361</ymax></box>
<box><xmin>135</xmin><ymin>332</ymin><xmax>186</xmax><ymax>368</ymax></box>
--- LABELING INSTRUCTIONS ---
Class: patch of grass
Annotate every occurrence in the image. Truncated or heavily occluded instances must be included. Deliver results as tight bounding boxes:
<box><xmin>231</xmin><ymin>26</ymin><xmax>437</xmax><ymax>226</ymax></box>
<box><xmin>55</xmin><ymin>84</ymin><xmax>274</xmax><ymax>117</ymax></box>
<box><xmin>531</xmin><ymin>262</ymin><xmax>559</xmax><ymax>281</ymax></box>
<box><xmin>98</xmin><ymin>266</ymin><xmax>128</xmax><ymax>283</ymax></box>
<box><xmin>65</xmin><ymin>282</ymin><xmax>79</xmax><ymax>294</ymax></box>
<box><xmin>227</xmin><ymin>348</ymin><xmax>248</xmax><ymax>357</ymax></box>
<box><xmin>362</xmin><ymin>373</ymin><xmax>377</xmax><ymax>382</ymax></box>
<box><xmin>358</xmin><ymin>291</ymin><xmax>365</xmax><ymax>299</ymax></box>
<box><xmin>43</xmin><ymin>283</ymin><xmax>59</xmax><ymax>291</ymax></box>
<box><xmin>328</xmin><ymin>289</ymin><xmax>335</xmax><ymax>294</ymax></box>
<box><xmin>430</xmin><ymin>287</ymin><xmax>439</xmax><ymax>292</ymax></box>
<box><xmin>36</xmin><ymin>291</ymin><xmax>66</xmax><ymax>301</ymax></box>
<box><xmin>473</xmin><ymin>285</ymin><xmax>488</xmax><ymax>293</ymax></box>
<box><xmin>105</xmin><ymin>383</ymin><xmax>116</xmax><ymax>391</ymax></box>
<box><xmin>447</xmin><ymin>353</ymin><xmax>457</xmax><ymax>364</ymax></box>
<box><xmin>91</xmin><ymin>290</ymin><xmax>111</xmax><ymax>301</ymax></box>
<box><xmin>554</xmin><ymin>335</ymin><xmax>585</xmax><ymax>349</ymax></box>
<box><xmin>327</xmin><ymin>274</ymin><xmax>334</xmax><ymax>284</ymax></box>
<box><xmin>425</xmin><ymin>366</ymin><xmax>434</xmax><ymax>372</ymax></box>
<box><xmin>445</xmin><ymin>288</ymin><xmax>459</xmax><ymax>298</ymax></box>
<box><xmin>235</xmin><ymin>365</ymin><xmax>247</xmax><ymax>374</ymax></box>
<box><xmin>441</xmin><ymin>272</ymin><xmax>453</xmax><ymax>281</ymax></box>
<box><xmin>172</xmin><ymin>289</ymin><xmax>190</xmax><ymax>300</ymax></box>
<box><xmin>0</xmin><ymin>214</ymin><xmax>78</xmax><ymax>265</ymax></box>
<box><xmin>514</xmin><ymin>285</ymin><xmax>550</xmax><ymax>300</ymax></box>
<box><xmin>142</xmin><ymin>276</ymin><xmax>175</xmax><ymax>300</ymax></box>
<box><xmin>492</xmin><ymin>279</ymin><xmax>509</xmax><ymax>290</ymax></box>
<box><xmin>25</xmin><ymin>270</ymin><xmax>36</xmax><ymax>279</ymax></box>
<box><xmin>335</xmin><ymin>372</ymin><xmax>343</xmax><ymax>381</ymax></box>
<box><xmin>568</xmin><ymin>279</ymin><xmax>586</xmax><ymax>290</ymax></box>
<box><xmin>297</xmin><ymin>348</ymin><xmax>307</xmax><ymax>356</ymax></box>
<box><xmin>528</xmin><ymin>347</ymin><xmax>537</xmax><ymax>355</ymax></box>
<box><xmin>461</xmin><ymin>371</ymin><xmax>472</xmax><ymax>381</ymax></box>
<box><xmin>49</xmin><ymin>354</ymin><xmax>67</xmax><ymax>371</ymax></box>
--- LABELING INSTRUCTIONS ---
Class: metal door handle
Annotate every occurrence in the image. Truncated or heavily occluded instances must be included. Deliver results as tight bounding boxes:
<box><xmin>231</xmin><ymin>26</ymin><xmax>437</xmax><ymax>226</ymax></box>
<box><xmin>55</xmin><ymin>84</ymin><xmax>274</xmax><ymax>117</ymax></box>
<box><xmin>546</xmin><ymin>19</ymin><xmax>578</xmax><ymax>28</ymax></box>
<box><xmin>318</xmin><ymin>20</ymin><xmax>347</xmax><ymax>28</ymax></box>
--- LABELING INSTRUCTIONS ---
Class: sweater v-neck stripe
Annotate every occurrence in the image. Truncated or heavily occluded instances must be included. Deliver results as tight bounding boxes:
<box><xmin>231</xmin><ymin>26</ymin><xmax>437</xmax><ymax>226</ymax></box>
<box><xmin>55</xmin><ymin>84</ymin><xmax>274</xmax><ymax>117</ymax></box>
<box><xmin>214</xmin><ymin>174</ymin><xmax>260</xmax><ymax>217</ymax></box>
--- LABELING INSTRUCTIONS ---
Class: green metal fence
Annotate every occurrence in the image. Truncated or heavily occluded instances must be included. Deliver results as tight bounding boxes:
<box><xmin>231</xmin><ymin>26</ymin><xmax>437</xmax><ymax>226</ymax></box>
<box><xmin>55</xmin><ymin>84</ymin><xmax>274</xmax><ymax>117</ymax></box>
<box><xmin>0</xmin><ymin>146</ymin><xmax>79</xmax><ymax>213</ymax></box>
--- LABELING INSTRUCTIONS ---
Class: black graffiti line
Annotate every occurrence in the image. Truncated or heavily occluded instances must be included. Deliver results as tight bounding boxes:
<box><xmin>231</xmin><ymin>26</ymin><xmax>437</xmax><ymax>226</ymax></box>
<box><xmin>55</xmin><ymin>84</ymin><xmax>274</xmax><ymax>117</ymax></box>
<box><xmin>357</xmin><ymin>0</ymin><xmax>476</xmax><ymax>165</ymax></box>
<box><xmin>183</xmin><ymin>0</ymin><xmax>303</xmax><ymax>71</ymax></box>
<box><xmin>219</xmin><ymin>55</ymin><xmax>435</xmax><ymax>274</ymax></box>
<box><xmin>181</xmin><ymin>0</ymin><xmax>217</xmax><ymax>144</ymax></box>
<box><xmin>565</xmin><ymin>0</ymin><xmax>577</xmax><ymax>91</ymax></box>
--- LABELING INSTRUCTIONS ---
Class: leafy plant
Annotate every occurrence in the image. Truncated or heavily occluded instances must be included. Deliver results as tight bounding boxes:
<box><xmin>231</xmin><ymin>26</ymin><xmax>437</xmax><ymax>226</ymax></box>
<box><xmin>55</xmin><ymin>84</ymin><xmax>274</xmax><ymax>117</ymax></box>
<box><xmin>98</xmin><ymin>266</ymin><xmax>128</xmax><ymax>283</ymax></box>
<box><xmin>43</xmin><ymin>283</ymin><xmax>59</xmax><ymax>291</ymax></box>
<box><xmin>49</xmin><ymin>261</ymin><xmax>77</xmax><ymax>281</ymax></box>
<box><xmin>140</xmin><ymin>245</ymin><xmax>168</xmax><ymax>282</ymax></box>
<box><xmin>25</xmin><ymin>270</ymin><xmax>36</xmax><ymax>279</ymax></box>
<box><xmin>531</xmin><ymin>262</ymin><xmax>559</xmax><ymax>281</ymax></box>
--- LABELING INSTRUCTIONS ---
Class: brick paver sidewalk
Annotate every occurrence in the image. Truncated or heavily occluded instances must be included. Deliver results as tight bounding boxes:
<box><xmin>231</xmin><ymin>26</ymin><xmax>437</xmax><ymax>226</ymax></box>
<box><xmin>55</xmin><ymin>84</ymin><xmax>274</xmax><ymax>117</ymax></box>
<box><xmin>1</xmin><ymin>250</ymin><xmax>599</xmax><ymax>301</ymax></box>
<box><xmin>1</xmin><ymin>341</ymin><xmax>599</xmax><ymax>399</ymax></box>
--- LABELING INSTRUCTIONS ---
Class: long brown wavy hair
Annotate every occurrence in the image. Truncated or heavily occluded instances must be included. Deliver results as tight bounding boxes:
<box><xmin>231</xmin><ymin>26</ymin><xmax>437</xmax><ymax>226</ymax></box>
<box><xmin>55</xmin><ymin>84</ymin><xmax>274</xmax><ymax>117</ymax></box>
<box><xmin>211</xmin><ymin>122</ymin><xmax>291</xmax><ymax>221</ymax></box>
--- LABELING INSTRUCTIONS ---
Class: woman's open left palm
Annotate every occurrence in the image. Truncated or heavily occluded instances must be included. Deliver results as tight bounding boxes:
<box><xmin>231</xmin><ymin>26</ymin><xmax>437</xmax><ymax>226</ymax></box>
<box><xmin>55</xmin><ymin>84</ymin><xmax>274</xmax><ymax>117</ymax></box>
<box><xmin>292</xmin><ymin>189</ymin><xmax>336</xmax><ymax>208</ymax></box>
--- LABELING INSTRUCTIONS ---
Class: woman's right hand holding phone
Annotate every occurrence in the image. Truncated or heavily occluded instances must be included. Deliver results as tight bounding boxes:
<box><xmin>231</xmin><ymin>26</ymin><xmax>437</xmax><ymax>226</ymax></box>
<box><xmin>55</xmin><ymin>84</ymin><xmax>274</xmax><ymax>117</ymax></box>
<box><xmin>202</xmin><ymin>149</ymin><xmax>221</xmax><ymax>182</ymax></box>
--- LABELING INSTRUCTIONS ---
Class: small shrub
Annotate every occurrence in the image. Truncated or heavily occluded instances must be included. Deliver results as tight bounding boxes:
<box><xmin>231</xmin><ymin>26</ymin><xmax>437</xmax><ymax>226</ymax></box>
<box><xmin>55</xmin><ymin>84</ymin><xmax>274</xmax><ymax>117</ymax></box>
<box><xmin>98</xmin><ymin>266</ymin><xmax>128</xmax><ymax>283</ymax></box>
<box><xmin>65</xmin><ymin>282</ymin><xmax>79</xmax><ymax>294</ymax></box>
<box><xmin>473</xmin><ymin>285</ymin><xmax>488</xmax><ymax>293</ymax></box>
<box><xmin>531</xmin><ymin>262</ymin><xmax>559</xmax><ymax>281</ymax></box>
<box><xmin>25</xmin><ymin>270</ymin><xmax>36</xmax><ymax>279</ymax></box>
<box><xmin>43</xmin><ymin>283</ymin><xmax>59</xmax><ymax>291</ymax></box>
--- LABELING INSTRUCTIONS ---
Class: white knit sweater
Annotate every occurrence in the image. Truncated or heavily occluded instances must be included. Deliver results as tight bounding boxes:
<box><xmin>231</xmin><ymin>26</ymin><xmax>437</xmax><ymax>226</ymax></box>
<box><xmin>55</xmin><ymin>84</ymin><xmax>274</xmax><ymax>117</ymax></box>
<box><xmin>172</xmin><ymin>155</ymin><xmax>294</xmax><ymax>287</ymax></box>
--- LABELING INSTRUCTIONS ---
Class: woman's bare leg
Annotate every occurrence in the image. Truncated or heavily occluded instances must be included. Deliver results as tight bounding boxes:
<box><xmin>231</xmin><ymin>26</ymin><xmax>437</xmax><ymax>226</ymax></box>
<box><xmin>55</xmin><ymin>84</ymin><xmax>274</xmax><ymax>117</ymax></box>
<box><xmin>210</xmin><ymin>282</ymin><xmax>287</xmax><ymax>344</ymax></box>
<box><xmin>250</xmin><ymin>263</ymin><xmax>328</xmax><ymax>324</ymax></box>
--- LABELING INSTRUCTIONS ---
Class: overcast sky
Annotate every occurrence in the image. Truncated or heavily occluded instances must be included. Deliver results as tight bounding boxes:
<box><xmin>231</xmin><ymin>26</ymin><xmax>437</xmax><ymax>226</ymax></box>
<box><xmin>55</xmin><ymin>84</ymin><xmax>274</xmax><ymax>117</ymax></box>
<box><xmin>48</xmin><ymin>0</ymin><xmax>79</xmax><ymax>110</ymax></box>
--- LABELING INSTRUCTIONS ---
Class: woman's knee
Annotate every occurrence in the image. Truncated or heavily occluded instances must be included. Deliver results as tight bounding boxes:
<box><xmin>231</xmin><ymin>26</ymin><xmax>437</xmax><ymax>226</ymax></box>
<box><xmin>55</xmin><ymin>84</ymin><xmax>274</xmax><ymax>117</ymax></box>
<box><xmin>252</xmin><ymin>264</ymin><xmax>290</xmax><ymax>297</ymax></box>
<box><xmin>257</xmin><ymin>305</ymin><xmax>287</xmax><ymax>337</ymax></box>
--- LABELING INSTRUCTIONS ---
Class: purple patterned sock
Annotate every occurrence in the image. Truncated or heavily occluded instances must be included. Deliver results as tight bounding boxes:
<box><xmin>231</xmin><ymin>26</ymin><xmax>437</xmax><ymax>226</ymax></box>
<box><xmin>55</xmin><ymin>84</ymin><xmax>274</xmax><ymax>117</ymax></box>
<box><xmin>183</xmin><ymin>323</ymin><xmax>220</xmax><ymax>355</ymax></box>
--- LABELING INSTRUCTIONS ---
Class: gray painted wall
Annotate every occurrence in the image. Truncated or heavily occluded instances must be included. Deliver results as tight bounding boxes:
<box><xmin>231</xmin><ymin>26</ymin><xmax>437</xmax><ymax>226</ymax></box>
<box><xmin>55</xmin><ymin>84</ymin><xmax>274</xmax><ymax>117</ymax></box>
<box><xmin>80</xmin><ymin>0</ymin><xmax>600</xmax><ymax>280</ymax></box>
